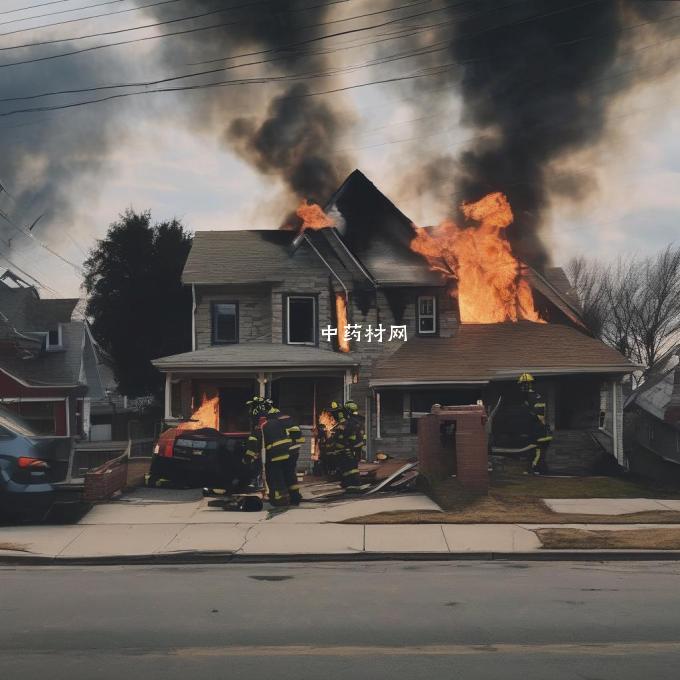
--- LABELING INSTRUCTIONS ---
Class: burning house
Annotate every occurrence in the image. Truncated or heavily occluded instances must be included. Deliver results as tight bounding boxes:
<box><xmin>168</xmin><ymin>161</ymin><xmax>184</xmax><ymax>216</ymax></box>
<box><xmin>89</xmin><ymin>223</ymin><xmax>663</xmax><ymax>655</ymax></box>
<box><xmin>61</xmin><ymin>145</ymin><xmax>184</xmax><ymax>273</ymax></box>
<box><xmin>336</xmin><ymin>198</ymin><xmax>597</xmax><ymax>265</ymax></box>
<box><xmin>153</xmin><ymin>170</ymin><xmax>634</xmax><ymax>471</ymax></box>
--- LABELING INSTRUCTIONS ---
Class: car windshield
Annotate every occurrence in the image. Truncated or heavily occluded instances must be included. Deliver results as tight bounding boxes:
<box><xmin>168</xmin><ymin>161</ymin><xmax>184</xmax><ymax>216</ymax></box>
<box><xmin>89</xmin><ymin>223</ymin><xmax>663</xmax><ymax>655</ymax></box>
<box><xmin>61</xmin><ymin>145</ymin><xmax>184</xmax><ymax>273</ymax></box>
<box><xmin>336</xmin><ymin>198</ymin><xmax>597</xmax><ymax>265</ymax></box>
<box><xmin>0</xmin><ymin>404</ymin><xmax>40</xmax><ymax>438</ymax></box>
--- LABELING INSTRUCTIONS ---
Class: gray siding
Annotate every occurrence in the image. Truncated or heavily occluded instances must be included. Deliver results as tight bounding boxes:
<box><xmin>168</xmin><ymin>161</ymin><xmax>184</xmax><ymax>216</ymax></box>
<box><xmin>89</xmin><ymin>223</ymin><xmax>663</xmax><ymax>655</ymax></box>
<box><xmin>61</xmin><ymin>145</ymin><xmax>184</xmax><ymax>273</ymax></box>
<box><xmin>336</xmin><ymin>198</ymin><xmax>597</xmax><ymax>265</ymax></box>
<box><xmin>195</xmin><ymin>284</ymin><xmax>272</xmax><ymax>349</ymax></box>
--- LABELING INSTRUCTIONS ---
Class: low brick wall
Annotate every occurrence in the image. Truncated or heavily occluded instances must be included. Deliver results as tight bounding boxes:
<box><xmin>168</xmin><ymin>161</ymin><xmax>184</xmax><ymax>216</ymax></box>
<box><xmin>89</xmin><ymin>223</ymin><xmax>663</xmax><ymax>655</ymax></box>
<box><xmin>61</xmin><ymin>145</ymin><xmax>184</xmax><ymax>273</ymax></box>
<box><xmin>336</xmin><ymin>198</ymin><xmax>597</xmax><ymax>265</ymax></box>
<box><xmin>418</xmin><ymin>405</ymin><xmax>489</xmax><ymax>493</ymax></box>
<box><xmin>83</xmin><ymin>454</ymin><xmax>128</xmax><ymax>502</ymax></box>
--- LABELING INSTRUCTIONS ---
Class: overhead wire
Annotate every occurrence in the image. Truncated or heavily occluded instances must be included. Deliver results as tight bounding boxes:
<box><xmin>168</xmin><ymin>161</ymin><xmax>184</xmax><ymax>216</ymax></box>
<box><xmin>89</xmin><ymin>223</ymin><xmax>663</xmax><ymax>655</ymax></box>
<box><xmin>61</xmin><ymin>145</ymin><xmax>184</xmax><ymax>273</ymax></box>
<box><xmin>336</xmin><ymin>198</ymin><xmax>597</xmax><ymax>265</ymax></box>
<box><xmin>0</xmin><ymin>0</ymin><xmax>128</xmax><ymax>28</ymax></box>
<box><xmin>1</xmin><ymin>0</ymin><xmax>74</xmax><ymax>16</ymax></box>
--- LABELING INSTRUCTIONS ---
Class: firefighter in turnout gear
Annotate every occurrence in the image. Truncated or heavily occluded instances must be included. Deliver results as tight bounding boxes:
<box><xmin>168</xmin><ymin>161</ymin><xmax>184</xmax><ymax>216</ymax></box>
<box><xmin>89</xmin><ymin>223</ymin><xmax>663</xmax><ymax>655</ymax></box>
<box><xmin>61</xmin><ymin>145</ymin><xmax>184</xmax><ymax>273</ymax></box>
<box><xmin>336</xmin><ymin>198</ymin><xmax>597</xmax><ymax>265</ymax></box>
<box><xmin>343</xmin><ymin>401</ymin><xmax>367</xmax><ymax>464</ymax></box>
<box><xmin>266</xmin><ymin>404</ymin><xmax>304</xmax><ymax>506</ymax></box>
<box><xmin>517</xmin><ymin>373</ymin><xmax>552</xmax><ymax>475</ymax></box>
<box><xmin>326</xmin><ymin>400</ymin><xmax>364</xmax><ymax>493</ymax></box>
<box><xmin>245</xmin><ymin>396</ymin><xmax>297</xmax><ymax>507</ymax></box>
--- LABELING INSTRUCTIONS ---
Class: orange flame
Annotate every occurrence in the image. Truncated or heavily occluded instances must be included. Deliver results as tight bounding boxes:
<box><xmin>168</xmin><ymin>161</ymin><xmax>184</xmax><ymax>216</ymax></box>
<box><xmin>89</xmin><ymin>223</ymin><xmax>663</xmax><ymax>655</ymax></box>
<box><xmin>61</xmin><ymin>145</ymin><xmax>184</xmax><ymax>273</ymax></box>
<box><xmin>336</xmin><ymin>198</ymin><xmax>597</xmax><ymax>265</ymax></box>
<box><xmin>296</xmin><ymin>200</ymin><xmax>335</xmax><ymax>231</ymax></box>
<box><xmin>411</xmin><ymin>192</ymin><xmax>543</xmax><ymax>323</ymax></box>
<box><xmin>335</xmin><ymin>292</ymin><xmax>350</xmax><ymax>352</ymax></box>
<box><xmin>318</xmin><ymin>410</ymin><xmax>336</xmax><ymax>431</ymax></box>
<box><xmin>180</xmin><ymin>391</ymin><xmax>219</xmax><ymax>431</ymax></box>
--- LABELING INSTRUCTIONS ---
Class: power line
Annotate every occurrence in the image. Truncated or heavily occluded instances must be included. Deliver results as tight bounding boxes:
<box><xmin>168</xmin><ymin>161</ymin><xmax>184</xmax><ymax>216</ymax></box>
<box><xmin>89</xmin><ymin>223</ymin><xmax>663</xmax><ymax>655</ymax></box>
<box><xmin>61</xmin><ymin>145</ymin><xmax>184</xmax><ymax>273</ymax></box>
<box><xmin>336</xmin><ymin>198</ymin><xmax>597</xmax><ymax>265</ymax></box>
<box><xmin>0</xmin><ymin>0</ymin><xmax>72</xmax><ymax>16</ymax></box>
<box><xmin>0</xmin><ymin>0</ymin><xmax>190</xmax><ymax>38</ymax></box>
<box><xmin>0</xmin><ymin>0</ymin><xmax>126</xmax><ymax>28</ymax></box>
<box><xmin>0</xmin><ymin>203</ymin><xmax>85</xmax><ymax>273</ymax></box>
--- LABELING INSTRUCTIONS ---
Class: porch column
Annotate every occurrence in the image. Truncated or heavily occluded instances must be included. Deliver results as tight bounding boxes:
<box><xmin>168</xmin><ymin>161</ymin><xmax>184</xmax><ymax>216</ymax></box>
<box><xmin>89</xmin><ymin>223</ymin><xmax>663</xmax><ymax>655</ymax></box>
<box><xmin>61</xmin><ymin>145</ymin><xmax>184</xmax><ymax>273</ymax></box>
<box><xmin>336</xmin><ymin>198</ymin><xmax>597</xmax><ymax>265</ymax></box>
<box><xmin>612</xmin><ymin>378</ymin><xmax>623</xmax><ymax>466</ymax></box>
<box><xmin>343</xmin><ymin>369</ymin><xmax>352</xmax><ymax>401</ymax></box>
<box><xmin>164</xmin><ymin>372</ymin><xmax>172</xmax><ymax>420</ymax></box>
<box><xmin>375</xmin><ymin>390</ymin><xmax>382</xmax><ymax>440</ymax></box>
<box><xmin>257</xmin><ymin>372</ymin><xmax>266</xmax><ymax>398</ymax></box>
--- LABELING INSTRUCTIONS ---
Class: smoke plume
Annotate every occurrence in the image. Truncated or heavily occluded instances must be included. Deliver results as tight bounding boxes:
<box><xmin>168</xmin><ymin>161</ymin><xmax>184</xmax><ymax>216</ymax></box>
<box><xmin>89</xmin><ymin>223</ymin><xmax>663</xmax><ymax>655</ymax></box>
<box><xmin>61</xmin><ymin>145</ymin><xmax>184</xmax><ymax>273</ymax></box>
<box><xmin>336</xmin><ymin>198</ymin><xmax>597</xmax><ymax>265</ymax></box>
<box><xmin>147</xmin><ymin>0</ymin><xmax>355</xmax><ymax>202</ymax></box>
<box><xmin>429</xmin><ymin>0</ymin><xmax>679</xmax><ymax>267</ymax></box>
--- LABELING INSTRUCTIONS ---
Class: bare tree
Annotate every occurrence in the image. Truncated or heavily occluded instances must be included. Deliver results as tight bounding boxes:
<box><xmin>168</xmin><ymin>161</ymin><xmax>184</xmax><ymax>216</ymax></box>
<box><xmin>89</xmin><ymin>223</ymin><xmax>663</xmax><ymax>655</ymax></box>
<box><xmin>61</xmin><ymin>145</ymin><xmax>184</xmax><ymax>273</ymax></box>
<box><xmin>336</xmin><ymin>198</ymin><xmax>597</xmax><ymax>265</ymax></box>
<box><xmin>631</xmin><ymin>246</ymin><xmax>680</xmax><ymax>367</ymax></box>
<box><xmin>567</xmin><ymin>246</ymin><xmax>680</xmax><ymax>369</ymax></box>
<box><xmin>566</xmin><ymin>256</ymin><xmax>609</xmax><ymax>337</ymax></box>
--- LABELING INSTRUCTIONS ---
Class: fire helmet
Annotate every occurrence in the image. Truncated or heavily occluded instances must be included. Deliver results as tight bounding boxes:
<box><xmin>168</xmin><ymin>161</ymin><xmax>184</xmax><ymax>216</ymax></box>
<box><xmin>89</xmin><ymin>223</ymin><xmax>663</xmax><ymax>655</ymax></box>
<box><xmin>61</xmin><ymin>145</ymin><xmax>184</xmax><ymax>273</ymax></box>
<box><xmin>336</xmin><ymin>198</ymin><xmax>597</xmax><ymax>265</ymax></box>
<box><xmin>246</xmin><ymin>396</ymin><xmax>268</xmax><ymax>417</ymax></box>
<box><xmin>328</xmin><ymin>400</ymin><xmax>345</xmax><ymax>420</ymax></box>
<box><xmin>343</xmin><ymin>400</ymin><xmax>359</xmax><ymax>416</ymax></box>
<box><xmin>517</xmin><ymin>372</ymin><xmax>535</xmax><ymax>387</ymax></box>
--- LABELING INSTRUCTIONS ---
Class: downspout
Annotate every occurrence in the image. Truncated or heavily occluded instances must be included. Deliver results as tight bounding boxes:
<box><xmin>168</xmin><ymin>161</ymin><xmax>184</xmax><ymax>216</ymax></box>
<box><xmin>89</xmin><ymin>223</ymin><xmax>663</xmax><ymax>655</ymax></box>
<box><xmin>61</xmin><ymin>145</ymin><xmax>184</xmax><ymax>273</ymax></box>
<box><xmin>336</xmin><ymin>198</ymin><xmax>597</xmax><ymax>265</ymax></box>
<box><xmin>612</xmin><ymin>378</ymin><xmax>620</xmax><ymax>465</ymax></box>
<box><xmin>191</xmin><ymin>284</ymin><xmax>197</xmax><ymax>352</ymax></box>
<box><xmin>303</xmin><ymin>233</ymin><xmax>348</xmax><ymax>300</ymax></box>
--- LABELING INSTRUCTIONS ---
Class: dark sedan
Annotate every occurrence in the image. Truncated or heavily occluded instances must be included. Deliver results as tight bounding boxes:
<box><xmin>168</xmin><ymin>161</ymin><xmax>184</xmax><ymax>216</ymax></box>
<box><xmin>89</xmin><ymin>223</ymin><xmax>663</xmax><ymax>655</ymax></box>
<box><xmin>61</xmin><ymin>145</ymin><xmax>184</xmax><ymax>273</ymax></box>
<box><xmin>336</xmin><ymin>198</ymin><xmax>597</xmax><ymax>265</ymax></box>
<box><xmin>0</xmin><ymin>405</ymin><xmax>68</xmax><ymax>522</ymax></box>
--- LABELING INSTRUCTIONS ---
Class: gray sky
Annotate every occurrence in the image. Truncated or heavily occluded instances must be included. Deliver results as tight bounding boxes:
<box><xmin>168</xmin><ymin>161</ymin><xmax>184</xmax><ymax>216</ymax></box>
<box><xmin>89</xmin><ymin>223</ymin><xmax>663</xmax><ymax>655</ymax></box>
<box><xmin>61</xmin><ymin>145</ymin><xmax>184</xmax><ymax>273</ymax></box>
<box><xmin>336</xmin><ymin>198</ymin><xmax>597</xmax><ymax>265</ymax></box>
<box><xmin>0</xmin><ymin>0</ymin><xmax>678</xmax><ymax>298</ymax></box>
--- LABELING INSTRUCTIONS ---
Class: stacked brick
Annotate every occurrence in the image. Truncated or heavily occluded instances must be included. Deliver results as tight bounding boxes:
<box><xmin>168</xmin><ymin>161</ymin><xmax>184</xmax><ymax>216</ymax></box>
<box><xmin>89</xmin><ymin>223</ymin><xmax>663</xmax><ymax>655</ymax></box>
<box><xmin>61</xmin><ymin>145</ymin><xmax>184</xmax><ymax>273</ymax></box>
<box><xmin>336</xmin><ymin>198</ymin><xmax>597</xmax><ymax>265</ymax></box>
<box><xmin>83</xmin><ymin>455</ymin><xmax>128</xmax><ymax>502</ymax></box>
<box><xmin>418</xmin><ymin>405</ymin><xmax>489</xmax><ymax>492</ymax></box>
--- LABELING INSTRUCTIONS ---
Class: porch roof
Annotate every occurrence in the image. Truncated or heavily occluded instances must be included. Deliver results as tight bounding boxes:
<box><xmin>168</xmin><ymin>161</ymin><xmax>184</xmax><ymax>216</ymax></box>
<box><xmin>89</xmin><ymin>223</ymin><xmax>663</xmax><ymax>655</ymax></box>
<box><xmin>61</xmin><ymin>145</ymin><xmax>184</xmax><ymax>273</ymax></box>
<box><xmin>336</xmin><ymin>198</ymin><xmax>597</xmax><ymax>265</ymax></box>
<box><xmin>152</xmin><ymin>343</ymin><xmax>358</xmax><ymax>372</ymax></box>
<box><xmin>370</xmin><ymin>322</ymin><xmax>636</xmax><ymax>386</ymax></box>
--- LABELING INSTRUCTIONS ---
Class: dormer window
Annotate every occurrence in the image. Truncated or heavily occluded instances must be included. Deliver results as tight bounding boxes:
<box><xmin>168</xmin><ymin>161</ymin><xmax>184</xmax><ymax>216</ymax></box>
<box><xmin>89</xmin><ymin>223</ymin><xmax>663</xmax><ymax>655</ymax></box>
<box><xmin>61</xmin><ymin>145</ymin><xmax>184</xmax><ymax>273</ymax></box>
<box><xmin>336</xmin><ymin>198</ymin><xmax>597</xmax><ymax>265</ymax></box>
<box><xmin>46</xmin><ymin>325</ymin><xmax>63</xmax><ymax>350</ymax></box>
<box><xmin>417</xmin><ymin>295</ymin><xmax>437</xmax><ymax>335</ymax></box>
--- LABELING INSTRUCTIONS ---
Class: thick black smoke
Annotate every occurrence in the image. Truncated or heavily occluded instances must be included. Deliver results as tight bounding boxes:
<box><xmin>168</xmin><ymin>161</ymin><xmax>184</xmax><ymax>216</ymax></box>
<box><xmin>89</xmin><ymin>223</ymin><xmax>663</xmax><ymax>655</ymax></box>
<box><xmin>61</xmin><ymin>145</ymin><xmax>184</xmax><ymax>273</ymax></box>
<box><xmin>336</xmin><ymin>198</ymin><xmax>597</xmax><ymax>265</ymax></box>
<box><xmin>433</xmin><ymin>0</ymin><xmax>677</xmax><ymax>267</ymax></box>
<box><xmin>147</xmin><ymin>0</ymin><xmax>354</xmax><ymax>202</ymax></box>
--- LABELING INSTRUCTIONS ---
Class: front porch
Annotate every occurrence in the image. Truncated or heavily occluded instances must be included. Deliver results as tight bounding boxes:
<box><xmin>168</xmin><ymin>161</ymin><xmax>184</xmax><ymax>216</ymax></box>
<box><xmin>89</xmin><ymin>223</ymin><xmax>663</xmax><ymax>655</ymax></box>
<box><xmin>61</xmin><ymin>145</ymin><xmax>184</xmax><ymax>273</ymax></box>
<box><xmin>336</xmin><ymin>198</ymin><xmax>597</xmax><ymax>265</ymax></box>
<box><xmin>152</xmin><ymin>343</ymin><xmax>358</xmax><ymax>470</ymax></box>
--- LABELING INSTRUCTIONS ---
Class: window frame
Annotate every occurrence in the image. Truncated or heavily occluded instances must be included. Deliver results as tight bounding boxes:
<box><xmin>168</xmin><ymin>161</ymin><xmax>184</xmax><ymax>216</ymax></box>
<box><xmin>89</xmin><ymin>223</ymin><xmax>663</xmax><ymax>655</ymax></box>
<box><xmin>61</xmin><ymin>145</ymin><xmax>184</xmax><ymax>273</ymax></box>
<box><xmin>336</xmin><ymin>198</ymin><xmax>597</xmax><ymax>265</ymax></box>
<box><xmin>416</xmin><ymin>294</ymin><xmax>438</xmax><ymax>336</ymax></box>
<box><xmin>45</xmin><ymin>324</ymin><xmax>63</xmax><ymax>351</ymax></box>
<box><xmin>284</xmin><ymin>294</ymin><xmax>318</xmax><ymax>346</ymax></box>
<box><xmin>211</xmin><ymin>301</ymin><xmax>240</xmax><ymax>345</ymax></box>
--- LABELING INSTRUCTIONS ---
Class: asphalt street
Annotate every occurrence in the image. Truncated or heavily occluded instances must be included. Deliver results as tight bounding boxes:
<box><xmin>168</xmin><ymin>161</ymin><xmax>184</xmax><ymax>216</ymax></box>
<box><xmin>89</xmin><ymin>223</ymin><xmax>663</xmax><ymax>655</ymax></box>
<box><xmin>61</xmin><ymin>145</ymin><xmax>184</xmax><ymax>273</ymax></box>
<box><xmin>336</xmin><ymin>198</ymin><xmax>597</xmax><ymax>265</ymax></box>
<box><xmin>2</xmin><ymin>560</ymin><xmax>680</xmax><ymax>679</ymax></box>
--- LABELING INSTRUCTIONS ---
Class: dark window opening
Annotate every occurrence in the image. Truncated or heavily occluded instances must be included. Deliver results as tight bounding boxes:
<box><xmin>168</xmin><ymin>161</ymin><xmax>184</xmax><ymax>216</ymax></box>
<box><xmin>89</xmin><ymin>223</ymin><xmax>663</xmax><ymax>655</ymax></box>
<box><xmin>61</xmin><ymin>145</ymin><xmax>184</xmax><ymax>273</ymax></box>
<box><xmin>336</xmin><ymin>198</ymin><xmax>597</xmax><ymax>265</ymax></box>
<box><xmin>48</xmin><ymin>329</ymin><xmax>60</xmax><ymax>346</ymax></box>
<box><xmin>417</xmin><ymin>295</ymin><xmax>436</xmax><ymax>334</ymax></box>
<box><xmin>287</xmin><ymin>296</ymin><xmax>316</xmax><ymax>345</ymax></box>
<box><xmin>218</xmin><ymin>384</ymin><xmax>255</xmax><ymax>433</ymax></box>
<box><xmin>212</xmin><ymin>303</ymin><xmax>238</xmax><ymax>344</ymax></box>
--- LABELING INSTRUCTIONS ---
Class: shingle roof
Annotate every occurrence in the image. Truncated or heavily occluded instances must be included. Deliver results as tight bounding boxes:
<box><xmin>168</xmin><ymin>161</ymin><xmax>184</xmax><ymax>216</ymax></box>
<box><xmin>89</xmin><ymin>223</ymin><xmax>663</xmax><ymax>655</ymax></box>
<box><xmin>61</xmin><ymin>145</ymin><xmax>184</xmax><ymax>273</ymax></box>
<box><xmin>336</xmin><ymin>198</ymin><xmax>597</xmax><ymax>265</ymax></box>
<box><xmin>0</xmin><ymin>284</ymin><xmax>77</xmax><ymax>331</ymax></box>
<box><xmin>326</xmin><ymin>170</ymin><xmax>442</xmax><ymax>286</ymax></box>
<box><xmin>0</xmin><ymin>321</ymin><xmax>85</xmax><ymax>386</ymax></box>
<box><xmin>182</xmin><ymin>230</ymin><xmax>296</xmax><ymax>284</ymax></box>
<box><xmin>153</xmin><ymin>343</ymin><xmax>358</xmax><ymax>371</ymax></box>
<box><xmin>370</xmin><ymin>322</ymin><xmax>634</xmax><ymax>385</ymax></box>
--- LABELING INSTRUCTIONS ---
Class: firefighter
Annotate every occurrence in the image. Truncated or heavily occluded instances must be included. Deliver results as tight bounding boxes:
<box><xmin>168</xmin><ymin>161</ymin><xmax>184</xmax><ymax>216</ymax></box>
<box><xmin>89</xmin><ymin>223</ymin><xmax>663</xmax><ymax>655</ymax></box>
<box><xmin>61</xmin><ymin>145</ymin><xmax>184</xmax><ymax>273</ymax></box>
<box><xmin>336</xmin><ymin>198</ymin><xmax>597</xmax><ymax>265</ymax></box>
<box><xmin>343</xmin><ymin>400</ymin><xmax>367</xmax><ymax>463</ymax></box>
<box><xmin>266</xmin><ymin>402</ymin><xmax>304</xmax><ymax>506</ymax></box>
<box><xmin>244</xmin><ymin>396</ymin><xmax>293</xmax><ymax>507</ymax></box>
<box><xmin>328</xmin><ymin>400</ymin><xmax>364</xmax><ymax>493</ymax></box>
<box><xmin>517</xmin><ymin>372</ymin><xmax>552</xmax><ymax>474</ymax></box>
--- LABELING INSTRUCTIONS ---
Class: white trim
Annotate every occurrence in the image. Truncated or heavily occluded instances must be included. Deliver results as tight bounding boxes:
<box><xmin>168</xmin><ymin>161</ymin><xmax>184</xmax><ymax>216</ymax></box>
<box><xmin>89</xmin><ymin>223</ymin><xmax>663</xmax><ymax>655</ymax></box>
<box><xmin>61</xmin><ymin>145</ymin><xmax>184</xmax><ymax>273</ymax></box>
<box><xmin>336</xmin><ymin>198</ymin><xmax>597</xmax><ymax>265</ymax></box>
<box><xmin>65</xmin><ymin>395</ymin><xmax>71</xmax><ymax>437</ymax></box>
<box><xmin>46</xmin><ymin>324</ymin><xmax>63</xmax><ymax>351</ymax></box>
<box><xmin>191</xmin><ymin>284</ymin><xmax>197</xmax><ymax>351</ymax></box>
<box><xmin>164</xmin><ymin>372</ymin><xmax>172</xmax><ymax>419</ymax></box>
<box><xmin>329</xmin><ymin>229</ymin><xmax>375</xmax><ymax>286</ymax></box>
<box><xmin>286</xmin><ymin>294</ymin><xmax>317</xmax><ymax>346</ymax></box>
<box><xmin>370</xmin><ymin>379</ymin><xmax>490</xmax><ymax>387</ymax></box>
<box><xmin>302</xmin><ymin>233</ymin><xmax>350</xmax><ymax>305</ymax></box>
<box><xmin>612</xmin><ymin>378</ymin><xmax>622</xmax><ymax>465</ymax></box>
<box><xmin>376</xmin><ymin>391</ymin><xmax>381</xmax><ymax>440</ymax></box>
<box><xmin>0</xmin><ymin>397</ymin><xmax>67</xmax><ymax>403</ymax></box>
<box><xmin>0</xmin><ymin>366</ymin><xmax>81</xmax><ymax>389</ymax></box>
<box><xmin>417</xmin><ymin>294</ymin><xmax>437</xmax><ymax>335</ymax></box>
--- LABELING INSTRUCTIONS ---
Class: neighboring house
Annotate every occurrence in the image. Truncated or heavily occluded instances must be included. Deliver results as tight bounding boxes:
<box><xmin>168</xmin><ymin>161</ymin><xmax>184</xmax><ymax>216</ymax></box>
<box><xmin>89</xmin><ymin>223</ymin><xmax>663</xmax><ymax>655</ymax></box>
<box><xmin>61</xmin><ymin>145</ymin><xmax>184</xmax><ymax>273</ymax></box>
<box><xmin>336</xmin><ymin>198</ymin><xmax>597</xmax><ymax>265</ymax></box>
<box><xmin>153</xmin><ymin>170</ymin><xmax>634</xmax><ymax>471</ymax></box>
<box><xmin>0</xmin><ymin>271</ymin><xmax>122</xmax><ymax>445</ymax></box>
<box><xmin>624</xmin><ymin>347</ymin><xmax>680</xmax><ymax>483</ymax></box>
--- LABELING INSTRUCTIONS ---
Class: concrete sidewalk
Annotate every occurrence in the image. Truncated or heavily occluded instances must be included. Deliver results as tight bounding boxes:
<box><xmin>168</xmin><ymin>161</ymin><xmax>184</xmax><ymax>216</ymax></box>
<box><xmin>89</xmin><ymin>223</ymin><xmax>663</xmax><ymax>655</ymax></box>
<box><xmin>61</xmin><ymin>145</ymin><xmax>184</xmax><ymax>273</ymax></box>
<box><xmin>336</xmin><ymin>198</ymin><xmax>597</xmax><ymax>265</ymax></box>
<box><xmin>3</xmin><ymin>492</ymin><xmax>680</xmax><ymax>563</ymax></box>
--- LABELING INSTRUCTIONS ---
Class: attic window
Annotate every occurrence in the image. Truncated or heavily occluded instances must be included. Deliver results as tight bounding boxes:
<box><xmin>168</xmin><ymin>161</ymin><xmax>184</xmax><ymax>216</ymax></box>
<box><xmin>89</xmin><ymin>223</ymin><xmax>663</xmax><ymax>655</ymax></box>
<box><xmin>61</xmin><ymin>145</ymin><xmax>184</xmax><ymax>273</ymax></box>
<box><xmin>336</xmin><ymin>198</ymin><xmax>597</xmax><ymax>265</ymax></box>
<box><xmin>286</xmin><ymin>296</ymin><xmax>316</xmax><ymax>345</ymax></box>
<box><xmin>417</xmin><ymin>295</ymin><xmax>437</xmax><ymax>335</ymax></box>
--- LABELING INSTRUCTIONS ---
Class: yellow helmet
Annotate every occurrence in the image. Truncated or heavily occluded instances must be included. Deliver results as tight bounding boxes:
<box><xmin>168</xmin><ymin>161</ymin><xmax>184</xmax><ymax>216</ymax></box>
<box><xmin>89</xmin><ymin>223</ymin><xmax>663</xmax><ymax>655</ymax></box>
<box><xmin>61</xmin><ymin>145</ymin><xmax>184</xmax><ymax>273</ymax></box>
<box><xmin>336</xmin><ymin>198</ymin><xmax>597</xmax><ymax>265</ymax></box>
<box><xmin>517</xmin><ymin>372</ymin><xmax>535</xmax><ymax>384</ymax></box>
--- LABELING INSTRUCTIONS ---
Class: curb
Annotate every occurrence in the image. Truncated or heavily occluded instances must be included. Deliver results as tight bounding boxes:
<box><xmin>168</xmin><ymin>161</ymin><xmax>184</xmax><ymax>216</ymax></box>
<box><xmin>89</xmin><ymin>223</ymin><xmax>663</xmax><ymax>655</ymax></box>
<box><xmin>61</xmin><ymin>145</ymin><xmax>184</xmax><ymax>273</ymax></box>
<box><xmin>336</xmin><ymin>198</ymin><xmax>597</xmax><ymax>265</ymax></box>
<box><xmin>3</xmin><ymin>550</ymin><xmax>680</xmax><ymax>566</ymax></box>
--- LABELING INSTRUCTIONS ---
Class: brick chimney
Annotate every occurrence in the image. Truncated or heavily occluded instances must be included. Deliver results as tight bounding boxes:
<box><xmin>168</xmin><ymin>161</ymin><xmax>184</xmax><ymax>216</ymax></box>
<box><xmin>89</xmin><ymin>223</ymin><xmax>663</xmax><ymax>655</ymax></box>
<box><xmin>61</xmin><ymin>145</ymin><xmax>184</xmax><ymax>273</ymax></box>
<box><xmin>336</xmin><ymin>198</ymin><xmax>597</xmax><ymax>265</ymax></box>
<box><xmin>664</xmin><ymin>357</ymin><xmax>680</xmax><ymax>426</ymax></box>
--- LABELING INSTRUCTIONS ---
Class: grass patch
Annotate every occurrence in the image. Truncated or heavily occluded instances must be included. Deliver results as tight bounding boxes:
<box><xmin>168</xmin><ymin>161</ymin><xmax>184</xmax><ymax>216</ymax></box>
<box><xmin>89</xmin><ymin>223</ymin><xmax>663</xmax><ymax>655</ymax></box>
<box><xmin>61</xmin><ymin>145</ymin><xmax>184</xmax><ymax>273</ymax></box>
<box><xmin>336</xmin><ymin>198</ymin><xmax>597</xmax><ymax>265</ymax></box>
<box><xmin>344</xmin><ymin>473</ymin><xmax>680</xmax><ymax>525</ymax></box>
<box><xmin>536</xmin><ymin>528</ymin><xmax>680</xmax><ymax>550</ymax></box>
